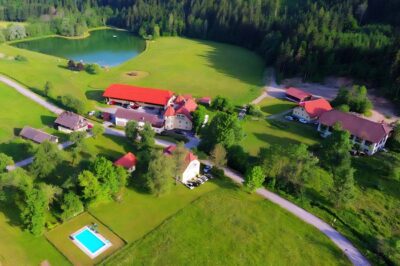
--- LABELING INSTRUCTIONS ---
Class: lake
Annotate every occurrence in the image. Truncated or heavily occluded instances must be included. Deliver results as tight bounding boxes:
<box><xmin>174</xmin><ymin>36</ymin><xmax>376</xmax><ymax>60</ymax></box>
<box><xmin>12</xmin><ymin>29</ymin><xmax>146</xmax><ymax>67</ymax></box>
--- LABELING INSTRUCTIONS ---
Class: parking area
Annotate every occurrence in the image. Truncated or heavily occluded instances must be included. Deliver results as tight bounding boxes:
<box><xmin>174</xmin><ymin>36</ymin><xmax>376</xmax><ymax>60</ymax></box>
<box><xmin>184</xmin><ymin>165</ymin><xmax>213</xmax><ymax>190</ymax></box>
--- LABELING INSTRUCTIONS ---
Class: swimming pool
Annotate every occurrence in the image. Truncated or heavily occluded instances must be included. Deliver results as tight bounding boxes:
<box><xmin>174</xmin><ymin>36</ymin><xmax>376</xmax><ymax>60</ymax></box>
<box><xmin>71</xmin><ymin>226</ymin><xmax>112</xmax><ymax>258</ymax></box>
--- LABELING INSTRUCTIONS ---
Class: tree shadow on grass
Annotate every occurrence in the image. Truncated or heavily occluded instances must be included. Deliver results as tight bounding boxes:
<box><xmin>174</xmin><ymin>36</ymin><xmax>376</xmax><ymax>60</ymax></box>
<box><xmin>0</xmin><ymin>188</ymin><xmax>23</xmax><ymax>227</ymax></box>
<box><xmin>195</xmin><ymin>40</ymin><xmax>265</xmax><ymax>87</ymax></box>
<box><xmin>85</xmin><ymin>90</ymin><xmax>105</xmax><ymax>103</ymax></box>
<box><xmin>0</xmin><ymin>139</ymin><xmax>33</xmax><ymax>161</ymax></box>
<box><xmin>40</xmin><ymin>115</ymin><xmax>56</xmax><ymax>126</ymax></box>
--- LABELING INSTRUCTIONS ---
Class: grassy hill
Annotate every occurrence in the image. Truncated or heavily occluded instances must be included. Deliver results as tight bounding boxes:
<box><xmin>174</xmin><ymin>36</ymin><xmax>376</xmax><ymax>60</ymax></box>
<box><xmin>101</xmin><ymin>188</ymin><xmax>350</xmax><ymax>266</ymax></box>
<box><xmin>0</xmin><ymin>36</ymin><xmax>264</xmax><ymax>112</ymax></box>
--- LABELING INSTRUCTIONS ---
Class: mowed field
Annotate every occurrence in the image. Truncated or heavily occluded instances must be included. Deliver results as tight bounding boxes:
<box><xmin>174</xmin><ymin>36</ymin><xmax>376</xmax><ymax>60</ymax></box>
<box><xmin>0</xmin><ymin>36</ymin><xmax>264</xmax><ymax>111</ymax></box>
<box><xmin>0</xmin><ymin>83</ymin><xmax>56</xmax><ymax>143</ymax></box>
<box><xmin>0</xmin><ymin>82</ymin><xmax>57</xmax><ymax>160</ymax></box>
<box><xmin>240</xmin><ymin>98</ymin><xmax>318</xmax><ymax>155</ymax></box>
<box><xmin>101</xmin><ymin>188</ymin><xmax>350</xmax><ymax>266</ymax></box>
<box><xmin>0</xmin><ymin>198</ymin><xmax>69</xmax><ymax>266</ymax></box>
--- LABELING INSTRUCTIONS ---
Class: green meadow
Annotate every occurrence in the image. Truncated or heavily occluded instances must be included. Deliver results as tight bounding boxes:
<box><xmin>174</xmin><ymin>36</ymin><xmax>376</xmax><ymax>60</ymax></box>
<box><xmin>102</xmin><ymin>188</ymin><xmax>350</xmax><ymax>266</ymax></box>
<box><xmin>0</xmin><ymin>36</ymin><xmax>264</xmax><ymax>112</ymax></box>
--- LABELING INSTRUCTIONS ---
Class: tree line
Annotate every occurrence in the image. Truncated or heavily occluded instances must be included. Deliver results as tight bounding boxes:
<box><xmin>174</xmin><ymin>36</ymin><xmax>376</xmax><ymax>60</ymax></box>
<box><xmin>0</xmin><ymin>0</ymin><xmax>399</xmax><ymax>102</ymax></box>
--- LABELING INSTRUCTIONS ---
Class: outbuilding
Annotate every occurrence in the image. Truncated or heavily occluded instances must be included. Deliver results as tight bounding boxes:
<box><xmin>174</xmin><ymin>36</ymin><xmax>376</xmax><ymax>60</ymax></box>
<box><xmin>285</xmin><ymin>87</ymin><xmax>312</xmax><ymax>103</ymax></box>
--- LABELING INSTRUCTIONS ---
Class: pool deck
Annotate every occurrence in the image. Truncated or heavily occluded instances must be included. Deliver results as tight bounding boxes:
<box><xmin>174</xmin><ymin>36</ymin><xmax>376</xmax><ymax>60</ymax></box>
<box><xmin>71</xmin><ymin>226</ymin><xmax>112</xmax><ymax>259</ymax></box>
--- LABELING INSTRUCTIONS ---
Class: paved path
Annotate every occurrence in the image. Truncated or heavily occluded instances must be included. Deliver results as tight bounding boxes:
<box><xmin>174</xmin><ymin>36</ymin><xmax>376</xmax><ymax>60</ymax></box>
<box><xmin>0</xmin><ymin>74</ymin><xmax>64</xmax><ymax>115</ymax></box>
<box><xmin>201</xmin><ymin>160</ymin><xmax>370</xmax><ymax>266</ymax></box>
<box><xmin>6</xmin><ymin>141</ymin><xmax>75</xmax><ymax>171</ymax></box>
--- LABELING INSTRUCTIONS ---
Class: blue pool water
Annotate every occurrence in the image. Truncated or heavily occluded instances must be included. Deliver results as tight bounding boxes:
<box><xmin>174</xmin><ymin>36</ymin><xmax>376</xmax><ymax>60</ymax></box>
<box><xmin>74</xmin><ymin>228</ymin><xmax>105</xmax><ymax>254</ymax></box>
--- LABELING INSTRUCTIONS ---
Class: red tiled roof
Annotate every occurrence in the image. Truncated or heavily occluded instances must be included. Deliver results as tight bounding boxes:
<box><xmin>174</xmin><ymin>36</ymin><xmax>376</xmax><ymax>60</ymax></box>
<box><xmin>114</xmin><ymin>152</ymin><xmax>137</xmax><ymax>169</ymax></box>
<box><xmin>183</xmin><ymin>98</ymin><xmax>198</xmax><ymax>112</ymax></box>
<box><xmin>164</xmin><ymin>106</ymin><xmax>175</xmax><ymax>117</ymax></box>
<box><xmin>319</xmin><ymin>110</ymin><xmax>393</xmax><ymax>143</ymax></box>
<box><xmin>198</xmin><ymin>97</ymin><xmax>211</xmax><ymax>104</ymax></box>
<box><xmin>164</xmin><ymin>145</ymin><xmax>198</xmax><ymax>166</ymax></box>
<box><xmin>286</xmin><ymin>87</ymin><xmax>312</xmax><ymax>101</ymax></box>
<box><xmin>175</xmin><ymin>95</ymin><xmax>185</xmax><ymax>104</ymax></box>
<box><xmin>300</xmin><ymin>98</ymin><xmax>332</xmax><ymax>118</ymax></box>
<box><xmin>103</xmin><ymin>84</ymin><xmax>174</xmax><ymax>106</ymax></box>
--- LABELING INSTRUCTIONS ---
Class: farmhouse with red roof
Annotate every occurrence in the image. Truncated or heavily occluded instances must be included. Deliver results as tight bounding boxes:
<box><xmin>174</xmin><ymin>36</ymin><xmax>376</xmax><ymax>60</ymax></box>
<box><xmin>285</xmin><ymin>87</ymin><xmax>312</xmax><ymax>103</ymax></box>
<box><xmin>105</xmin><ymin>84</ymin><xmax>201</xmax><ymax>131</ymax></box>
<box><xmin>114</xmin><ymin>152</ymin><xmax>137</xmax><ymax>173</ymax></box>
<box><xmin>164</xmin><ymin>96</ymin><xmax>198</xmax><ymax>131</ymax></box>
<box><xmin>292</xmin><ymin>98</ymin><xmax>332</xmax><ymax>122</ymax></box>
<box><xmin>318</xmin><ymin>110</ymin><xmax>393</xmax><ymax>155</ymax></box>
<box><xmin>164</xmin><ymin>145</ymin><xmax>200</xmax><ymax>183</ymax></box>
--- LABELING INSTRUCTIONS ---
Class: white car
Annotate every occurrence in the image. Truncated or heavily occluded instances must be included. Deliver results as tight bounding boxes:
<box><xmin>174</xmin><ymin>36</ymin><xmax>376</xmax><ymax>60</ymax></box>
<box><xmin>299</xmin><ymin>118</ymin><xmax>308</xmax><ymax>124</ymax></box>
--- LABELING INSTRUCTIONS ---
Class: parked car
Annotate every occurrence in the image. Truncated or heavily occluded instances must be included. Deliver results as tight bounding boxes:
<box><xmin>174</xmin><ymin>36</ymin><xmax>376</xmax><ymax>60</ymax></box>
<box><xmin>299</xmin><ymin>118</ymin><xmax>308</xmax><ymax>124</ymax></box>
<box><xmin>199</xmin><ymin>175</ymin><xmax>208</xmax><ymax>182</ymax></box>
<box><xmin>203</xmin><ymin>165</ymin><xmax>212</xmax><ymax>173</ymax></box>
<box><xmin>205</xmin><ymin>174</ymin><xmax>213</xmax><ymax>179</ymax></box>
<box><xmin>88</xmin><ymin>110</ymin><xmax>96</xmax><ymax>116</ymax></box>
<box><xmin>188</xmin><ymin>181</ymin><xmax>199</xmax><ymax>187</ymax></box>
<box><xmin>285</xmin><ymin>115</ymin><xmax>294</xmax><ymax>121</ymax></box>
<box><xmin>196</xmin><ymin>178</ymin><xmax>205</xmax><ymax>185</ymax></box>
<box><xmin>185</xmin><ymin>183</ymin><xmax>194</xmax><ymax>190</ymax></box>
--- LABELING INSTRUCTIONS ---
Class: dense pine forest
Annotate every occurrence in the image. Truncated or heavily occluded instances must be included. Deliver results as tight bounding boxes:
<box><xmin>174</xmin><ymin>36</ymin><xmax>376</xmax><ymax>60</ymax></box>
<box><xmin>0</xmin><ymin>0</ymin><xmax>399</xmax><ymax>100</ymax></box>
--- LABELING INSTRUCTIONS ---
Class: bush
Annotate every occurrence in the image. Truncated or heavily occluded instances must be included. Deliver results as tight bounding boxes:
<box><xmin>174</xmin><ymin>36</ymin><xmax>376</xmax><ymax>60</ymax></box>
<box><xmin>160</xmin><ymin>131</ymin><xmax>189</xmax><ymax>143</ymax></box>
<box><xmin>86</xmin><ymin>63</ymin><xmax>101</xmax><ymax>75</ymax></box>
<box><xmin>247</xmin><ymin>104</ymin><xmax>263</xmax><ymax>117</ymax></box>
<box><xmin>15</xmin><ymin>55</ymin><xmax>27</xmax><ymax>62</ymax></box>
<box><xmin>337</xmin><ymin>104</ymin><xmax>350</xmax><ymax>112</ymax></box>
<box><xmin>210</xmin><ymin>167</ymin><xmax>225</xmax><ymax>179</ymax></box>
<box><xmin>61</xmin><ymin>95</ymin><xmax>85</xmax><ymax>114</ymax></box>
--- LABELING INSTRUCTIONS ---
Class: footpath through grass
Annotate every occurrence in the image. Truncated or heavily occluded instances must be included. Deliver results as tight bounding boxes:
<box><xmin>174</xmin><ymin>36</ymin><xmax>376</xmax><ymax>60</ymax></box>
<box><xmin>102</xmin><ymin>188</ymin><xmax>350</xmax><ymax>266</ymax></box>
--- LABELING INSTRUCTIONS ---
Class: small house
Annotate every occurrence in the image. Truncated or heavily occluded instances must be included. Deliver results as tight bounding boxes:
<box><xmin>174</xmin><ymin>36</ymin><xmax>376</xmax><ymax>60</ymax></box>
<box><xmin>54</xmin><ymin>112</ymin><xmax>88</xmax><ymax>133</ymax></box>
<box><xmin>164</xmin><ymin>145</ymin><xmax>200</xmax><ymax>183</ymax></box>
<box><xmin>285</xmin><ymin>87</ymin><xmax>312</xmax><ymax>103</ymax></box>
<box><xmin>114</xmin><ymin>152</ymin><xmax>137</xmax><ymax>173</ymax></box>
<box><xmin>20</xmin><ymin>126</ymin><xmax>59</xmax><ymax>144</ymax></box>
<box><xmin>292</xmin><ymin>98</ymin><xmax>332</xmax><ymax>122</ymax></box>
<box><xmin>197</xmin><ymin>97</ymin><xmax>212</xmax><ymax>106</ymax></box>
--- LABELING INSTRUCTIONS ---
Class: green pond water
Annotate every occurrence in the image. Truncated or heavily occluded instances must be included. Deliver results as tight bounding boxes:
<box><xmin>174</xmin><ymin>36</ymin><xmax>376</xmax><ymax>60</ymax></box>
<box><xmin>12</xmin><ymin>29</ymin><xmax>146</xmax><ymax>67</ymax></box>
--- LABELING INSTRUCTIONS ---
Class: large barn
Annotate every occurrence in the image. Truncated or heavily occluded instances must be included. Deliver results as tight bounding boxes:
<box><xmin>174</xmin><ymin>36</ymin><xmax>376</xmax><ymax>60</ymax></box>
<box><xmin>103</xmin><ymin>84</ymin><xmax>175</xmax><ymax>108</ymax></box>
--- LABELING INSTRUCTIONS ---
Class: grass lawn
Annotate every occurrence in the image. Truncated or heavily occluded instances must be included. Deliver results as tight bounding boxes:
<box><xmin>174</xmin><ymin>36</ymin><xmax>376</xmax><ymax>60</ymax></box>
<box><xmin>89</xmin><ymin>181</ymin><xmax>219</xmax><ymax>243</ymax></box>
<box><xmin>101</xmin><ymin>188</ymin><xmax>350</xmax><ymax>266</ymax></box>
<box><xmin>0</xmin><ymin>199</ymin><xmax>69</xmax><ymax>266</ymax></box>
<box><xmin>0</xmin><ymin>36</ymin><xmax>264</xmax><ymax>112</ymax></box>
<box><xmin>93</xmin><ymin>37</ymin><xmax>265</xmax><ymax>105</ymax></box>
<box><xmin>46</xmin><ymin>212</ymin><xmax>125</xmax><ymax>266</ymax></box>
<box><xmin>240</xmin><ymin>119</ymin><xmax>319</xmax><ymax>155</ymax></box>
<box><xmin>0</xmin><ymin>83</ymin><xmax>56</xmax><ymax>143</ymax></box>
<box><xmin>0</xmin><ymin>82</ymin><xmax>57</xmax><ymax>160</ymax></box>
<box><xmin>258</xmin><ymin>97</ymin><xmax>296</xmax><ymax>116</ymax></box>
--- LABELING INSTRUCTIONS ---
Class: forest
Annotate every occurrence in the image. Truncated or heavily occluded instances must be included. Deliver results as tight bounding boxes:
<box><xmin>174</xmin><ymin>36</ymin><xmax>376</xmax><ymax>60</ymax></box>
<box><xmin>0</xmin><ymin>0</ymin><xmax>399</xmax><ymax>101</ymax></box>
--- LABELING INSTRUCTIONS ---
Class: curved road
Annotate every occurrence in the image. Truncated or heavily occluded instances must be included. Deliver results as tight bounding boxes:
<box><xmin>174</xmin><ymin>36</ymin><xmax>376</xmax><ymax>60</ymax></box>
<box><xmin>203</xmin><ymin>161</ymin><xmax>370</xmax><ymax>266</ymax></box>
<box><xmin>1</xmin><ymin>74</ymin><xmax>370</xmax><ymax>266</ymax></box>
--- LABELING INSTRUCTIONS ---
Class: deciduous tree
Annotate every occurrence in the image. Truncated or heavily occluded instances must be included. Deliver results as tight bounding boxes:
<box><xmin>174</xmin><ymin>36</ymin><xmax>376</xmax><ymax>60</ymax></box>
<box><xmin>30</xmin><ymin>141</ymin><xmax>61</xmax><ymax>178</ymax></box>
<box><xmin>146</xmin><ymin>150</ymin><xmax>174</xmax><ymax>196</ymax></box>
<box><xmin>0</xmin><ymin>153</ymin><xmax>13</xmax><ymax>173</ymax></box>
<box><xmin>244</xmin><ymin>166</ymin><xmax>265</xmax><ymax>192</ymax></box>
<box><xmin>60</xmin><ymin>192</ymin><xmax>84</xmax><ymax>221</ymax></box>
